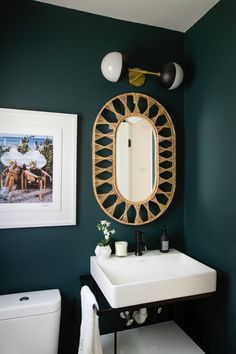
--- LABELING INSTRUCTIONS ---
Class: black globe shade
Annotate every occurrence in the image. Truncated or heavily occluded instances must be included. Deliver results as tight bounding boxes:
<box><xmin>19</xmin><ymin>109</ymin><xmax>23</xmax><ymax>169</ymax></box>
<box><xmin>159</xmin><ymin>62</ymin><xmax>184</xmax><ymax>90</ymax></box>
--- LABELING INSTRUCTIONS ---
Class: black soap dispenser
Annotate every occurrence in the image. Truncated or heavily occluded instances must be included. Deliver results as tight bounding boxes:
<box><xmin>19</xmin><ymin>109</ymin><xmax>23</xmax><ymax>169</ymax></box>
<box><xmin>160</xmin><ymin>224</ymin><xmax>169</xmax><ymax>253</ymax></box>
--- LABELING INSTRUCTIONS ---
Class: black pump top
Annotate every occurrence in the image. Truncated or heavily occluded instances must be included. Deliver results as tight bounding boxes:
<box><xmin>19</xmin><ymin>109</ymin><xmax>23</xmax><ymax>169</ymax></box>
<box><xmin>162</xmin><ymin>224</ymin><xmax>168</xmax><ymax>235</ymax></box>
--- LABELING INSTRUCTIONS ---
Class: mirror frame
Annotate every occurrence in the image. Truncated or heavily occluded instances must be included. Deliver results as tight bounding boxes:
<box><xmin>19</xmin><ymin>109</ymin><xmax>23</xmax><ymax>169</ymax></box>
<box><xmin>92</xmin><ymin>93</ymin><xmax>176</xmax><ymax>225</ymax></box>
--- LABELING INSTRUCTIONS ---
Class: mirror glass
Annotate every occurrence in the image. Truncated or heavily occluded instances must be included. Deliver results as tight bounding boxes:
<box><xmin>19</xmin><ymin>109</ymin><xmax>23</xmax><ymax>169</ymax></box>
<box><xmin>116</xmin><ymin>116</ymin><xmax>156</xmax><ymax>202</ymax></box>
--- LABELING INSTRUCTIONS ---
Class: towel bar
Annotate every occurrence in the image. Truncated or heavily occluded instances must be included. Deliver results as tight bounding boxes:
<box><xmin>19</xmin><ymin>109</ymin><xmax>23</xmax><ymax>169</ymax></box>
<box><xmin>93</xmin><ymin>304</ymin><xmax>100</xmax><ymax>316</ymax></box>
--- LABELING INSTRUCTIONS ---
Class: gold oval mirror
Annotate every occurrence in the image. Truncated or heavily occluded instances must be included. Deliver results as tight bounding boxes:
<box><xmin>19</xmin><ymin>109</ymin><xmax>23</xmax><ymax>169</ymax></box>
<box><xmin>92</xmin><ymin>93</ymin><xmax>176</xmax><ymax>225</ymax></box>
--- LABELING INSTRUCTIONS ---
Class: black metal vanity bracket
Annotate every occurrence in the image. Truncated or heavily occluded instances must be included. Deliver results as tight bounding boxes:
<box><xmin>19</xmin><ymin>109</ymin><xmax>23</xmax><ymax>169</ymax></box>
<box><xmin>80</xmin><ymin>275</ymin><xmax>214</xmax><ymax>354</ymax></box>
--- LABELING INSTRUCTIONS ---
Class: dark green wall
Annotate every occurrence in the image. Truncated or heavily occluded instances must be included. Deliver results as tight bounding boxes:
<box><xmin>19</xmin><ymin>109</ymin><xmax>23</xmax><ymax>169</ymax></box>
<box><xmin>185</xmin><ymin>1</ymin><xmax>236</xmax><ymax>353</ymax></box>
<box><xmin>0</xmin><ymin>2</ymin><xmax>184</xmax><ymax>353</ymax></box>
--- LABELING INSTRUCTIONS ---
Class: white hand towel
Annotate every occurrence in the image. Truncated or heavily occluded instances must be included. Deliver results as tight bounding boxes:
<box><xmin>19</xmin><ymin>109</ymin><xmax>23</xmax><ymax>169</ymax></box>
<box><xmin>78</xmin><ymin>285</ymin><xmax>103</xmax><ymax>354</ymax></box>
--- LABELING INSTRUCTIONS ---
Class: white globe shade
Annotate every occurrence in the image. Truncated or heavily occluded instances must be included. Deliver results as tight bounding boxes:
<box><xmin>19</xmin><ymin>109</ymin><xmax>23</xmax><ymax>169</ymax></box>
<box><xmin>101</xmin><ymin>52</ymin><xmax>124</xmax><ymax>82</ymax></box>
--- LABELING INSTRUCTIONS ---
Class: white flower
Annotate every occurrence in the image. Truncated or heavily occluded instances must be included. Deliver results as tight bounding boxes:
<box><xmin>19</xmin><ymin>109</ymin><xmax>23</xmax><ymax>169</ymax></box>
<box><xmin>97</xmin><ymin>219</ymin><xmax>116</xmax><ymax>246</ymax></box>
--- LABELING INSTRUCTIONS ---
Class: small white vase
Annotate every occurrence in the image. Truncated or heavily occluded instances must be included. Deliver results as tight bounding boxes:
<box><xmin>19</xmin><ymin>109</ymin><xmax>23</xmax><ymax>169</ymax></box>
<box><xmin>95</xmin><ymin>244</ymin><xmax>112</xmax><ymax>262</ymax></box>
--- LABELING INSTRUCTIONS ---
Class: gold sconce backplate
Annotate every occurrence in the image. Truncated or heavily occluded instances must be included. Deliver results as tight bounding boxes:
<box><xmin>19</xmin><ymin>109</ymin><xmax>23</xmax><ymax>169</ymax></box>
<box><xmin>128</xmin><ymin>68</ymin><xmax>146</xmax><ymax>87</ymax></box>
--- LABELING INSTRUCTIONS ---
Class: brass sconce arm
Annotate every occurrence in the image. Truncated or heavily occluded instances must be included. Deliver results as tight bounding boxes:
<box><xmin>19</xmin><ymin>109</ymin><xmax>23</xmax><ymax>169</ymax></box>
<box><xmin>128</xmin><ymin>68</ymin><xmax>161</xmax><ymax>87</ymax></box>
<box><xmin>128</xmin><ymin>68</ymin><xmax>161</xmax><ymax>77</ymax></box>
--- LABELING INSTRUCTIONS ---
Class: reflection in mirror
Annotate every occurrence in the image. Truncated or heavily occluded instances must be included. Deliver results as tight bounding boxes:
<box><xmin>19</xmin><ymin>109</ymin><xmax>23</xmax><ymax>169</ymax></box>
<box><xmin>116</xmin><ymin>116</ymin><xmax>156</xmax><ymax>202</ymax></box>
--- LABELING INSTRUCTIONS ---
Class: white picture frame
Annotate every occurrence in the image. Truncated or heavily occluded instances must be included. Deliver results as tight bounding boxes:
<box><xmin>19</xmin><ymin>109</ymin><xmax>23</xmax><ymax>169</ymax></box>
<box><xmin>0</xmin><ymin>108</ymin><xmax>77</xmax><ymax>228</ymax></box>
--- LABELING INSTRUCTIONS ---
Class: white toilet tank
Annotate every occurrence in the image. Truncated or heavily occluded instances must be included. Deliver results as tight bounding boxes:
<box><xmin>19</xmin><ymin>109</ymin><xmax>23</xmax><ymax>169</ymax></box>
<box><xmin>0</xmin><ymin>289</ymin><xmax>61</xmax><ymax>354</ymax></box>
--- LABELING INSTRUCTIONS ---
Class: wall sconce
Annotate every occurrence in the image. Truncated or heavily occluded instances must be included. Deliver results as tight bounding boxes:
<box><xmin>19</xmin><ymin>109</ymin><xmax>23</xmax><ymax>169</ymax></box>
<box><xmin>101</xmin><ymin>51</ymin><xmax>184</xmax><ymax>90</ymax></box>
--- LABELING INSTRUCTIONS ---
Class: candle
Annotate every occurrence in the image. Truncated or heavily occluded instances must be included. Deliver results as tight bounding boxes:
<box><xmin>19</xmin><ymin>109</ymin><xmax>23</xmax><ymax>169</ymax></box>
<box><xmin>115</xmin><ymin>241</ymin><xmax>128</xmax><ymax>257</ymax></box>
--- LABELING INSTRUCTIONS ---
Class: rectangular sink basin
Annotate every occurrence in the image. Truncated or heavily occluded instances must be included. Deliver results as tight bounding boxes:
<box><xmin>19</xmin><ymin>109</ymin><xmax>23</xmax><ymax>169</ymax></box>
<box><xmin>90</xmin><ymin>249</ymin><xmax>217</xmax><ymax>308</ymax></box>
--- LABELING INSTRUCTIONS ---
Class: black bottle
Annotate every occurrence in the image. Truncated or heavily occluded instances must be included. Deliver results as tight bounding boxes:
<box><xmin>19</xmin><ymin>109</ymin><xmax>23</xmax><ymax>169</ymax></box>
<box><xmin>160</xmin><ymin>224</ymin><xmax>169</xmax><ymax>253</ymax></box>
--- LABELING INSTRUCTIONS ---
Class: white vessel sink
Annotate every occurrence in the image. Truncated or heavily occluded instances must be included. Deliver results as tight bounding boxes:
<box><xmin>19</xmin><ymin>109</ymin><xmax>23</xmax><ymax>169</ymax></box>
<box><xmin>90</xmin><ymin>249</ymin><xmax>216</xmax><ymax>308</ymax></box>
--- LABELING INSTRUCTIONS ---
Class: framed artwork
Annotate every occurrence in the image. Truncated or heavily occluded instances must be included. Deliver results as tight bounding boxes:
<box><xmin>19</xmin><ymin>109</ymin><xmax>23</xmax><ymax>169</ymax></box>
<box><xmin>0</xmin><ymin>108</ymin><xmax>77</xmax><ymax>228</ymax></box>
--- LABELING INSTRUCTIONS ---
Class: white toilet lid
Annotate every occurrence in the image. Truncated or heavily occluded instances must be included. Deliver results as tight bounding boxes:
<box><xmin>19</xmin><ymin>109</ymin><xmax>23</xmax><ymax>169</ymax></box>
<box><xmin>0</xmin><ymin>289</ymin><xmax>61</xmax><ymax>320</ymax></box>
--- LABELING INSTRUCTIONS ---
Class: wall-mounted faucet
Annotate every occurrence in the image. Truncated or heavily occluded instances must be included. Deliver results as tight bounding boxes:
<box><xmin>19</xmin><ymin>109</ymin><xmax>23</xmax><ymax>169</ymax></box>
<box><xmin>135</xmin><ymin>231</ymin><xmax>145</xmax><ymax>256</ymax></box>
